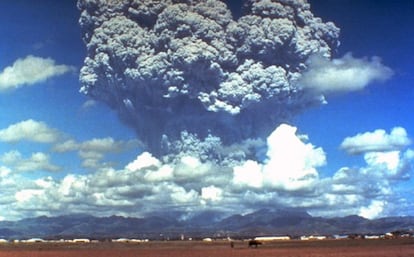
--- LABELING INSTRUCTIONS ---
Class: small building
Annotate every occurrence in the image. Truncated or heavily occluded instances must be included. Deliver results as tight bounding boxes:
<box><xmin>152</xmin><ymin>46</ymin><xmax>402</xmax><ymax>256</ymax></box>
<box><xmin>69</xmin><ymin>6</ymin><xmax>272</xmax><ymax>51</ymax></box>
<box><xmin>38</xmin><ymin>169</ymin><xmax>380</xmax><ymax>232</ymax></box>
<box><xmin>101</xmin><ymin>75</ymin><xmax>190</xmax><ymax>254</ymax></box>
<box><xmin>113</xmin><ymin>238</ymin><xmax>130</xmax><ymax>243</ymax></box>
<box><xmin>72</xmin><ymin>238</ymin><xmax>90</xmax><ymax>243</ymax></box>
<box><xmin>254</xmin><ymin>236</ymin><xmax>290</xmax><ymax>241</ymax></box>
<box><xmin>300</xmin><ymin>235</ymin><xmax>326</xmax><ymax>240</ymax></box>
<box><xmin>333</xmin><ymin>235</ymin><xmax>349</xmax><ymax>240</ymax></box>
<box><xmin>365</xmin><ymin>235</ymin><xmax>380</xmax><ymax>239</ymax></box>
<box><xmin>25</xmin><ymin>238</ymin><xmax>45</xmax><ymax>243</ymax></box>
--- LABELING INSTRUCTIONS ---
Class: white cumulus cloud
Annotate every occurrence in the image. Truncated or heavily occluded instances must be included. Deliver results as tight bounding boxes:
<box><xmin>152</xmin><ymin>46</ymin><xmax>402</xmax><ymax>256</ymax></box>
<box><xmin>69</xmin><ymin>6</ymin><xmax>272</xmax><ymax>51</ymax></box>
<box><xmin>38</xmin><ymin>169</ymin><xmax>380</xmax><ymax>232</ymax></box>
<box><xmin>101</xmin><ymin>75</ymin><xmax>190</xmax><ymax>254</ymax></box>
<box><xmin>300</xmin><ymin>53</ymin><xmax>393</xmax><ymax>94</ymax></box>
<box><xmin>358</xmin><ymin>200</ymin><xmax>386</xmax><ymax>219</ymax></box>
<box><xmin>233</xmin><ymin>160</ymin><xmax>263</xmax><ymax>188</ymax></box>
<box><xmin>201</xmin><ymin>185</ymin><xmax>223</xmax><ymax>202</ymax></box>
<box><xmin>0</xmin><ymin>151</ymin><xmax>60</xmax><ymax>172</ymax></box>
<box><xmin>0</xmin><ymin>55</ymin><xmax>75</xmax><ymax>91</ymax></box>
<box><xmin>125</xmin><ymin>152</ymin><xmax>161</xmax><ymax>171</ymax></box>
<box><xmin>0</xmin><ymin>119</ymin><xmax>61</xmax><ymax>143</ymax></box>
<box><xmin>0</xmin><ymin>124</ymin><xmax>412</xmax><ymax>221</ymax></box>
<box><xmin>340</xmin><ymin>127</ymin><xmax>411</xmax><ymax>154</ymax></box>
<box><xmin>232</xmin><ymin>124</ymin><xmax>326</xmax><ymax>191</ymax></box>
<box><xmin>54</xmin><ymin>137</ymin><xmax>140</xmax><ymax>169</ymax></box>
<box><xmin>362</xmin><ymin>150</ymin><xmax>413</xmax><ymax>180</ymax></box>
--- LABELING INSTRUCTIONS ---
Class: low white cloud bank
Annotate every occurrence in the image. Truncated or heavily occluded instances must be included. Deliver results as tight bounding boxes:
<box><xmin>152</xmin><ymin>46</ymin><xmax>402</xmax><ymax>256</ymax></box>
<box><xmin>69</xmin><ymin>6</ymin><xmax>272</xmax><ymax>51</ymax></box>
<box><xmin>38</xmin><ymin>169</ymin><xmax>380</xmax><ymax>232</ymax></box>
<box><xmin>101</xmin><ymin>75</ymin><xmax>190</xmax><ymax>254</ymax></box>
<box><xmin>0</xmin><ymin>55</ymin><xmax>75</xmax><ymax>91</ymax></box>
<box><xmin>0</xmin><ymin>151</ymin><xmax>60</xmax><ymax>172</ymax></box>
<box><xmin>340</xmin><ymin>127</ymin><xmax>411</xmax><ymax>154</ymax></box>
<box><xmin>300</xmin><ymin>53</ymin><xmax>393</xmax><ymax>94</ymax></box>
<box><xmin>0</xmin><ymin>124</ymin><xmax>412</xmax><ymax>221</ymax></box>
<box><xmin>0</xmin><ymin>119</ymin><xmax>138</xmax><ymax>172</ymax></box>
<box><xmin>54</xmin><ymin>137</ymin><xmax>139</xmax><ymax>169</ymax></box>
<box><xmin>0</xmin><ymin>119</ymin><xmax>61</xmax><ymax>143</ymax></box>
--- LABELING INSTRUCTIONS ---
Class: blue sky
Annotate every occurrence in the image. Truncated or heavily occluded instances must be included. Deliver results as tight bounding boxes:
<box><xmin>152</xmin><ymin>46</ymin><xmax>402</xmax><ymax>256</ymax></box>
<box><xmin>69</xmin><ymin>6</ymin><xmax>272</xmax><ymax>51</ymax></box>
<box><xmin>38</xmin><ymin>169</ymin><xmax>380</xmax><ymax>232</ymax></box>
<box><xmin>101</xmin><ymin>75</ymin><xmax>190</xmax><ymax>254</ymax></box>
<box><xmin>298</xmin><ymin>0</ymin><xmax>414</xmax><ymax>173</ymax></box>
<box><xmin>0</xmin><ymin>0</ymin><xmax>413</xmax><ymax>221</ymax></box>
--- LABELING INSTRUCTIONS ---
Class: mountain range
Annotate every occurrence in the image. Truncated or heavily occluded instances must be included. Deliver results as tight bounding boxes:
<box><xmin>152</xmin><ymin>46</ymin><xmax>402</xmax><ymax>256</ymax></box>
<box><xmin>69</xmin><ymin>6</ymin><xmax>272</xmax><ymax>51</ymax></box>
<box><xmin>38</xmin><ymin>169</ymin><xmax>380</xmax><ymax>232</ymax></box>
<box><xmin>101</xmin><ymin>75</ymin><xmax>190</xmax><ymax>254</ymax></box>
<box><xmin>1</xmin><ymin>209</ymin><xmax>414</xmax><ymax>240</ymax></box>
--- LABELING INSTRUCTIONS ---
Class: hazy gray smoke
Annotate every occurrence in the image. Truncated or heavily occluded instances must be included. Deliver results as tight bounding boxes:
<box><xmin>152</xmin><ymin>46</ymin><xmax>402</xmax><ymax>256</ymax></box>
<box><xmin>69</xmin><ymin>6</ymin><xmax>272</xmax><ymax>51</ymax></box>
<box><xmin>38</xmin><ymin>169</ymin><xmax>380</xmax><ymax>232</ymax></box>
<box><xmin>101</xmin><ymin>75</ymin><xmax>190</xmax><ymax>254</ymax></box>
<box><xmin>78</xmin><ymin>0</ymin><xmax>339</xmax><ymax>156</ymax></box>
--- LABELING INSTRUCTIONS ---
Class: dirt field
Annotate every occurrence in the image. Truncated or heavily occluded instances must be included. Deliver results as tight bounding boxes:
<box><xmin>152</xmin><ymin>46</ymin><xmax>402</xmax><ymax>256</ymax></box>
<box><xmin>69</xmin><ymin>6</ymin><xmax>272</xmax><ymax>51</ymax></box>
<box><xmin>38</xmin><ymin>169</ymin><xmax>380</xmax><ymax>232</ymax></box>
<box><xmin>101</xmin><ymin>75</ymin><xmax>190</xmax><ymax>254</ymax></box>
<box><xmin>0</xmin><ymin>238</ymin><xmax>413</xmax><ymax>257</ymax></box>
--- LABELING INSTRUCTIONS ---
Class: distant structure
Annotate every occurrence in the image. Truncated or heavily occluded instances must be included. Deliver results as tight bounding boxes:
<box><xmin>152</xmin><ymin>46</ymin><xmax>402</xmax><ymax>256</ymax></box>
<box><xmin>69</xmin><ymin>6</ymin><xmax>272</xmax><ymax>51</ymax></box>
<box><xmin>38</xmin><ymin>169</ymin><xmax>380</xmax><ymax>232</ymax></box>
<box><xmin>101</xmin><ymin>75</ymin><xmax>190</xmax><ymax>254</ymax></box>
<box><xmin>300</xmin><ymin>235</ymin><xmax>327</xmax><ymax>240</ymax></box>
<box><xmin>254</xmin><ymin>236</ymin><xmax>290</xmax><ymax>241</ymax></box>
<box><xmin>113</xmin><ymin>238</ymin><xmax>130</xmax><ymax>243</ymax></box>
<box><xmin>72</xmin><ymin>238</ymin><xmax>90</xmax><ymax>243</ymax></box>
<box><xmin>24</xmin><ymin>238</ymin><xmax>45</xmax><ymax>243</ymax></box>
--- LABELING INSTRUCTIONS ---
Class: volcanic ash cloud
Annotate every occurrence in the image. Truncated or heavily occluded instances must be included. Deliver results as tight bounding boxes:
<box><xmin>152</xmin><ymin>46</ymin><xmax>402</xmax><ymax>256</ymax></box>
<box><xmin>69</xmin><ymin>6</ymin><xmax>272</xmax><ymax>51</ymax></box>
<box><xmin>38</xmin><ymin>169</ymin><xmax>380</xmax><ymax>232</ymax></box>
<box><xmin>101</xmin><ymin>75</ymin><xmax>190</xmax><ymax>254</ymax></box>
<box><xmin>77</xmin><ymin>0</ymin><xmax>340</xmax><ymax>157</ymax></box>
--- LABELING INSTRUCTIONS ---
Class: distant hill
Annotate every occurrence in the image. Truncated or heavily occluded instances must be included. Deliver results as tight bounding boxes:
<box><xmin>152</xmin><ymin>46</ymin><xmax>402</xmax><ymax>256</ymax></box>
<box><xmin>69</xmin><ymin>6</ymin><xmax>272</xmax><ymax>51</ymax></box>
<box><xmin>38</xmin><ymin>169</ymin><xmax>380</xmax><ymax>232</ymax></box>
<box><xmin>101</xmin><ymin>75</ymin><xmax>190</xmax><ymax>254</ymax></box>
<box><xmin>1</xmin><ymin>209</ymin><xmax>414</xmax><ymax>240</ymax></box>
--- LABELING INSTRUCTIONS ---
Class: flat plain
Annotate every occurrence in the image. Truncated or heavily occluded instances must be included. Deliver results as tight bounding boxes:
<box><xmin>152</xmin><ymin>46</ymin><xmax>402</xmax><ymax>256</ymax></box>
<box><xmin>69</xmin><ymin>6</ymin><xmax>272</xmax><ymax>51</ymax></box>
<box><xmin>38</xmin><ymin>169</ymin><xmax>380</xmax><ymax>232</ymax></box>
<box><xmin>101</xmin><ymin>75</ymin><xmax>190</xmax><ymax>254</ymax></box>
<box><xmin>0</xmin><ymin>238</ymin><xmax>413</xmax><ymax>257</ymax></box>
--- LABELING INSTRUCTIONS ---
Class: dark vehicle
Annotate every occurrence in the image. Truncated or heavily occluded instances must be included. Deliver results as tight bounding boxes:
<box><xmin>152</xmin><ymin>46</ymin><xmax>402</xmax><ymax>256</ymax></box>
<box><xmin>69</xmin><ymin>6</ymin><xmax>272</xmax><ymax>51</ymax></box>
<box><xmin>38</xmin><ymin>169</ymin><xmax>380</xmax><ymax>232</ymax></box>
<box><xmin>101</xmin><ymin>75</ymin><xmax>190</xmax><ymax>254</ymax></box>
<box><xmin>248</xmin><ymin>240</ymin><xmax>262</xmax><ymax>248</ymax></box>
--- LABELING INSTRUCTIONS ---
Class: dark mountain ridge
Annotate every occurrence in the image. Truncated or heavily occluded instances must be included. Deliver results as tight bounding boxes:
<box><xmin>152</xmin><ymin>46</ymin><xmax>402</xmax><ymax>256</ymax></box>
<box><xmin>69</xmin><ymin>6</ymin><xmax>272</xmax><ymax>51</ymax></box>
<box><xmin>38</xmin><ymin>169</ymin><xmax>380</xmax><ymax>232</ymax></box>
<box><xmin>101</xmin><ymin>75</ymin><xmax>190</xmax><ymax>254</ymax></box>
<box><xmin>1</xmin><ymin>209</ymin><xmax>413</xmax><ymax>240</ymax></box>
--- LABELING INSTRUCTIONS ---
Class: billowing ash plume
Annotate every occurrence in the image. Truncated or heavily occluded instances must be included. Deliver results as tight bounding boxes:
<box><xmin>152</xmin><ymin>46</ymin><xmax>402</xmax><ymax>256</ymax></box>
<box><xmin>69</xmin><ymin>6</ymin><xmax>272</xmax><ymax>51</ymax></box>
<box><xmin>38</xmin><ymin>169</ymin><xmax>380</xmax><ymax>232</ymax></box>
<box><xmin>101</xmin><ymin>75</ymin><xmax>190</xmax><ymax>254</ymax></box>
<box><xmin>77</xmin><ymin>0</ymin><xmax>339</xmax><ymax>156</ymax></box>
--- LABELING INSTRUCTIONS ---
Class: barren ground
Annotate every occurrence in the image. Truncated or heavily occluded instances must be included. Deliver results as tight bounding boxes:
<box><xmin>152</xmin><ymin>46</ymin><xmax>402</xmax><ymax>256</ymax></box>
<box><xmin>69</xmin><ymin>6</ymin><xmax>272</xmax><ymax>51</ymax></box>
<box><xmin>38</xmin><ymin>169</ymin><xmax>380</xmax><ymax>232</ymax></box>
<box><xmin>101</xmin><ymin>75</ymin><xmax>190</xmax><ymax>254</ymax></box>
<box><xmin>0</xmin><ymin>238</ymin><xmax>413</xmax><ymax>257</ymax></box>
